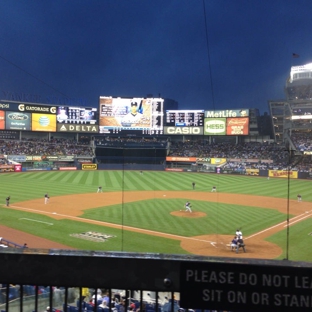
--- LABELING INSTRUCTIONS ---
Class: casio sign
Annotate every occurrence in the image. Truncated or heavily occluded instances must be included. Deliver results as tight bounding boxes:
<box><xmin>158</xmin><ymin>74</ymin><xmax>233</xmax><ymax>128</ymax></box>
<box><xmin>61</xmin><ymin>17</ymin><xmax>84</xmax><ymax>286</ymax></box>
<box><xmin>166</xmin><ymin>127</ymin><xmax>201</xmax><ymax>135</ymax></box>
<box><xmin>205</xmin><ymin>119</ymin><xmax>225</xmax><ymax>133</ymax></box>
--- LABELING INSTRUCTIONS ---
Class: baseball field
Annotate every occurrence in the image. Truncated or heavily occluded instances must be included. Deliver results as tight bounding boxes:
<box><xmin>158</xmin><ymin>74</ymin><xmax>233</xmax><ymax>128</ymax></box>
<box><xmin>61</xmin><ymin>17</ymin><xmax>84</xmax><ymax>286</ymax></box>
<box><xmin>0</xmin><ymin>170</ymin><xmax>312</xmax><ymax>261</ymax></box>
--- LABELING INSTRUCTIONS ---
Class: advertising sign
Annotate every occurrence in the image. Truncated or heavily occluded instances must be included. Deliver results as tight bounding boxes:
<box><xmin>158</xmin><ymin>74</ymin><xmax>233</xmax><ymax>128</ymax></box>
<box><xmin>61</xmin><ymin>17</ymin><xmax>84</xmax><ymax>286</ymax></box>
<box><xmin>166</xmin><ymin>157</ymin><xmax>197</xmax><ymax>162</ymax></box>
<box><xmin>0</xmin><ymin>102</ymin><xmax>20</xmax><ymax>111</ymax></box>
<box><xmin>164</xmin><ymin>126</ymin><xmax>203</xmax><ymax>135</ymax></box>
<box><xmin>99</xmin><ymin>97</ymin><xmax>163</xmax><ymax>135</ymax></box>
<box><xmin>57</xmin><ymin>156</ymin><xmax>75</xmax><ymax>161</ymax></box>
<box><xmin>0</xmin><ymin>164</ymin><xmax>14</xmax><ymax>172</ymax></box>
<box><xmin>205</xmin><ymin>109</ymin><xmax>249</xmax><ymax>118</ymax></box>
<box><xmin>59</xmin><ymin>167</ymin><xmax>77</xmax><ymax>171</ymax></box>
<box><xmin>31</xmin><ymin>113</ymin><xmax>56</xmax><ymax>132</ymax></box>
<box><xmin>18</xmin><ymin>103</ymin><xmax>56</xmax><ymax>114</ymax></box>
<box><xmin>204</xmin><ymin>118</ymin><xmax>226</xmax><ymax>135</ymax></box>
<box><xmin>42</xmin><ymin>156</ymin><xmax>59</xmax><ymax>161</ymax></box>
<box><xmin>211</xmin><ymin>158</ymin><xmax>227</xmax><ymax>165</ymax></box>
<box><xmin>33</xmin><ymin>161</ymin><xmax>53</xmax><ymax>168</ymax></box>
<box><xmin>204</xmin><ymin>117</ymin><xmax>249</xmax><ymax>135</ymax></box>
<box><xmin>82</xmin><ymin>164</ymin><xmax>97</xmax><ymax>170</ymax></box>
<box><xmin>196</xmin><ymin>158</ymin><xmax>211</xmax><ymax>163</ymax></box>
<box><xmin>165</xmin><ymin>168</ymin><xmax>184</xmax><ymax>172</ymax></box>
<box><xmin>227</xmin><ymin>117</ymin><xmax>249</xmax><ymax>135</ymax></box>
<box><xmin>5</xmin><ymin>111</ymin><xmax>31</xmax><ymax>130</ymax></box>
<box><xmin>0</xmin><ymin>111</ymin><xmax>5</xmax><ymax>129</ymax></box>
<box><xmin>57</xmin><ymin>124</ymin><xmax>99</xmax><ymax>133</ymax></box>
<box><xmin>268</xmin><ymin>170</ymin><xmax>298</xmax><ymax>179</ymax></box>
<box><xmin>7</xmin><ymin>155</ymin><xmax>27</xmax><ymax>162</ymax></box>
<box><xmin>246</xmin><ymin>168</ymin><xmax>260</xmax><ymax>175</ymax></box>
<box><xmin>14</xmin><ymin>164</ymin><xmax>22</xmax><ymax>172</ymax></box>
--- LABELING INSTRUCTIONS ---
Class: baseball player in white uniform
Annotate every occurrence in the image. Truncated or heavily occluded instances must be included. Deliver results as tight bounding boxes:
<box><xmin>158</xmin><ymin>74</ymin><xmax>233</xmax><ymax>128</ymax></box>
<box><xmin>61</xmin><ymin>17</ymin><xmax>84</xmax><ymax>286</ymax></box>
<box><xmin>236</xmin><ymin>229</ymin><xmax>243</xmax><ymax>239</ymax></box>
<box><xmin>185</xmin><ymin>201</ymin><xmax>192</xmax><ymax>213</ymax></box>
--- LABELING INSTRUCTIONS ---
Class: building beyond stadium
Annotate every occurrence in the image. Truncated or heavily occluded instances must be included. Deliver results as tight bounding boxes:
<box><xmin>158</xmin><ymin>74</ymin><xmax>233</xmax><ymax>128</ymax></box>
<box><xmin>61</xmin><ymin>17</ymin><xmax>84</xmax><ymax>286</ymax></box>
<box><xmin>269</xmin><ymin>62</ymin><xmax>312</xmax><ymax>145</ymax></box>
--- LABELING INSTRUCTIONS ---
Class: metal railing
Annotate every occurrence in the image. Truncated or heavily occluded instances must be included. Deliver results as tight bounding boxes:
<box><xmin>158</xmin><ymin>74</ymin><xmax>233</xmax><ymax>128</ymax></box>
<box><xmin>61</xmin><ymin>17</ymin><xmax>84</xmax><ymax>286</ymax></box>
<box><xmin>0</xmin><ymin>249</ymin><xmax>311</xmax><ymax>312</ymax></box>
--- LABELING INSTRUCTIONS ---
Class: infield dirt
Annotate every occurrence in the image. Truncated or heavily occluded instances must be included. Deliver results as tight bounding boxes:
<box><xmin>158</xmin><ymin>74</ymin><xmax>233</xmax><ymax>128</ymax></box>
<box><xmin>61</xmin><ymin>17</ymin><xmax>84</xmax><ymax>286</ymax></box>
<box><xmin>2</xmin><ymin>191</ymin><xmax>311</xmax><ymax>259</ymax></box>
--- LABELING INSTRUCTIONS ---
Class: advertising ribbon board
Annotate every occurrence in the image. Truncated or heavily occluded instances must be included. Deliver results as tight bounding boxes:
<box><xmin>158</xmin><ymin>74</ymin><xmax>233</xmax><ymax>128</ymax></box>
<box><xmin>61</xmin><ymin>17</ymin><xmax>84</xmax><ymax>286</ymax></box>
<box><xmin>268</xmin><ymin>170</ymin><xmax>298</xmax><ymax>179</ymax></box>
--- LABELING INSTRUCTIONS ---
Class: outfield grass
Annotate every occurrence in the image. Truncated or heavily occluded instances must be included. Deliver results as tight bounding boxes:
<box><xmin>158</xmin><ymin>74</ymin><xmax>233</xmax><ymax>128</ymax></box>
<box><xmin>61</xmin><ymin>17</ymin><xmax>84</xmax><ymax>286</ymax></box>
<box><xmin>0</xmin><ymin>170</ymin><xmax>312</xmax><ymax>261</ymax></box>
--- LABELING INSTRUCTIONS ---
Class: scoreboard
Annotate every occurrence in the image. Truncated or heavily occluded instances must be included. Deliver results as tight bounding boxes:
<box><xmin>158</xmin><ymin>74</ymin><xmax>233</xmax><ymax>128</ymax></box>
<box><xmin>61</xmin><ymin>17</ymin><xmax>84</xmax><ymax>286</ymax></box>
<box><xmin>163</xmin><ymin>110</ymin><xmax>204</xmax><ymax>135</ymax></box>
<box><xmin>56</xmin><ymin>106</ymin><xmax>98</xmax><ymax>125</ymax></box>
<box><xmin>165</xmin><ymin>110</ymin><xmax>204</xmax><ymax>127</ymax></box>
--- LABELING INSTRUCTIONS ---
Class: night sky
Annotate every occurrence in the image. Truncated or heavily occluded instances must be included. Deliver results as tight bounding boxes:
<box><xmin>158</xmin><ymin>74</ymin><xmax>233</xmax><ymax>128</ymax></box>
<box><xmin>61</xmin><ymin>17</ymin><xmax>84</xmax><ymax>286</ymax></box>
<box><xmin>1</xmin><ymin>0</ymin><xmax>312</xmax><ymax>114</ymax></box>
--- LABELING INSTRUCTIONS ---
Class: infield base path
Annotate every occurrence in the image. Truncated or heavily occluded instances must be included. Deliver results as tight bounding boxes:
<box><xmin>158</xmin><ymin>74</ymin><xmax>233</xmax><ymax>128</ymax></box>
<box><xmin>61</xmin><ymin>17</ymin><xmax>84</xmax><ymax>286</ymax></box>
<box><xmin>2</xmin><ymin>191</ymin><xmax>311</xmax><ymax>259</ymax></box>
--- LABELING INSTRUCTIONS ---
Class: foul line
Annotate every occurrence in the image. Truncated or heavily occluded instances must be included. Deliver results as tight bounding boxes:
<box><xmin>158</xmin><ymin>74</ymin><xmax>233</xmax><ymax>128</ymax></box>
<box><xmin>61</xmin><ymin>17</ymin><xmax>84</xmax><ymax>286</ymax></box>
<box><xmin>19</xmin><ymin>218</ymin><xmax>53</xmax><ymax>225</ymax></box>
<box><xmin>8</xmin><ymin>205</ymin><xmax>312</xmax><ymax>246</ymax></box>
<box><xmin>9</xmin><ymin>205</ymin><xmax>215</xmax><ymax>244</ymax></box>
<box><xmin>245</xmin><ymin>210</ymin><xmax>312</xmax><ymax>240</ymax></box>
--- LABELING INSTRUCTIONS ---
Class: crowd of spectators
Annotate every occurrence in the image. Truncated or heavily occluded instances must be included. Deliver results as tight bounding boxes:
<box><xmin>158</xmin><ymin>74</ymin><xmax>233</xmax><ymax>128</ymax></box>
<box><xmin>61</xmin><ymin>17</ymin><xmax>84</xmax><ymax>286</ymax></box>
<box><xmin>169</xmin><ymin>141</ymin><xmax>288</xmax><ymax>161</ymax></box>
<box><xmin>0</xmin><ymin>138</ymin><xmax>93</xmax><ymax>157</ymax></box>
<box><xmin>291</xmin><ymin>132</ymin><xmax>312</xmax><ymax>152</ymax></box>
<box><xmin>168</xmin><ymin>140</ymin><xmax>312</xmax><ymax>171</ymax></box>
<box><xmin>0</xmin><ymin>136</ymin><xmax>310</xmax><ymax>171</ymax></box>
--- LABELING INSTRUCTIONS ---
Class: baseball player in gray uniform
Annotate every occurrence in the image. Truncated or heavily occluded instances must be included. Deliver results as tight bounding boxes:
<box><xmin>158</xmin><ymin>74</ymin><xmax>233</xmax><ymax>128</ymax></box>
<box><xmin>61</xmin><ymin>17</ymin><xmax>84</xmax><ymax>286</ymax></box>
<box><xmin>44</xmin><ymin>193</ymin><xmax>49</xmax><ymax>204</ymax></box>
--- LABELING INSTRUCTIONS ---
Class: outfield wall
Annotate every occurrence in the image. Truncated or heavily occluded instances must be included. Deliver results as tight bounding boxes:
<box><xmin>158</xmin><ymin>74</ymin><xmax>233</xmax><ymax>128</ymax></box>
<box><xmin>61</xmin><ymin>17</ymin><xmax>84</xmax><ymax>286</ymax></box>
<box><xmin>98</xmin><ymin>163</ymin><xmax>165</xmax><ymax>170</ymax></box>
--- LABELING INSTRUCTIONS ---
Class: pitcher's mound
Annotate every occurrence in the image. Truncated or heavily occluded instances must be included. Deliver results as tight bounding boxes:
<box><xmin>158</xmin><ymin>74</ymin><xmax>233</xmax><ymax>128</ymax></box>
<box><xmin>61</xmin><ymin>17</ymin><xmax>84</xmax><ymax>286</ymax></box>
<box><xmin>171</xmin><ymin>211</ymin><xmax>206</xmax><ymax>218</ymax></box>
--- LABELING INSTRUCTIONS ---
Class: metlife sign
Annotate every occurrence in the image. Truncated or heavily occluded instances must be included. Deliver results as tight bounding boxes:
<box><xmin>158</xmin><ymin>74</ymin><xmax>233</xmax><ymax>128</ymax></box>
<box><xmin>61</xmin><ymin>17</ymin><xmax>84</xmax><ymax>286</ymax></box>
<box><xmin>180</xmin><ymin>261</ymin><xmax>312</xmax><ymax>312</ymax></box>
<box><xmin>205</xmin><ymin>109</ymin><xmax>249</xmax><ymax>118</ymax></box>
<box><xmin>163</xmin><ymin>126</ymin><xmax>203</xmax><ymax>135</ymax></box>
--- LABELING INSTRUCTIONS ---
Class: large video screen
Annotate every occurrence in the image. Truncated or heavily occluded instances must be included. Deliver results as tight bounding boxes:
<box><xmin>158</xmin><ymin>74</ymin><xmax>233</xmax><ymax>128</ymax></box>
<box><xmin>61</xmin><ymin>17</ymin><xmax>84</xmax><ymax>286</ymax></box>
<box><xmin>164</xmin><ymin>110</ymin><xmax>204</xmax><ymax>135</ymax></box>
<box><xmin>99</xmin><ymin>97</ymin><xmax>163</xmax><ymax>135</ymax></box>
<box><xmin>57</xmin><ymin>107</ymin><xmax>98</xmax><ymax>125</ymax></box>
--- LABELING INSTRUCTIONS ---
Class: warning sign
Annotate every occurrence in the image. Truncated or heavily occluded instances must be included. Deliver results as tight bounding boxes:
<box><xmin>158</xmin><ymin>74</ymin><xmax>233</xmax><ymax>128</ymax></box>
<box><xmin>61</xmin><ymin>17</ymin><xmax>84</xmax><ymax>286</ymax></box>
<box><xmin>180</xmin><ymin>261</ymin><xmax>312</xmax><ymax>311</ymax></box>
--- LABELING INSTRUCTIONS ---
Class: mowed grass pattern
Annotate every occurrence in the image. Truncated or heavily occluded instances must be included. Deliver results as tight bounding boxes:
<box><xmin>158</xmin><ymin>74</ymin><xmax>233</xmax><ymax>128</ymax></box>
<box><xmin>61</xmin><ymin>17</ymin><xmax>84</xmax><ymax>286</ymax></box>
<box><xmin>1</xmin><ymin>170</ymin><xmax>312</xmax><ymax>260</ymax></box>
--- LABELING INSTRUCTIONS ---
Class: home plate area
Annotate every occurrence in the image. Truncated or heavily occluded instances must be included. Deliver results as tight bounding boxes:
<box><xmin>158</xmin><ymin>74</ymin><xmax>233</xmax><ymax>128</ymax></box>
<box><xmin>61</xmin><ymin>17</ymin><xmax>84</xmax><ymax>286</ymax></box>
<box><xmin>70</xmin><ymin>231</ymin><xmax>116</xmax><ymax>242</ymax></box>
